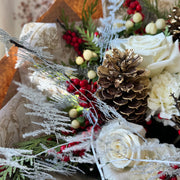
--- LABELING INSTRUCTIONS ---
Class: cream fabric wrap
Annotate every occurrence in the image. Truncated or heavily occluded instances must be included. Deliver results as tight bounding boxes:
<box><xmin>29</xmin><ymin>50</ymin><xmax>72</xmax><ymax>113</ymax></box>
<box><xmin>0</xmin><ymin>23</ymin><xmax>76</xmax><ymax>147</ymax></box>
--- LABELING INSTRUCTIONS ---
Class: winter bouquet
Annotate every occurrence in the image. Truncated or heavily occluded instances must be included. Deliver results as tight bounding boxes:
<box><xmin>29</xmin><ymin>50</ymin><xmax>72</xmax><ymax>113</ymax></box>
<box><xmin>0</xmin><ymin>0</ymin><xmax>180</xmax><ymax>179</ymax></box>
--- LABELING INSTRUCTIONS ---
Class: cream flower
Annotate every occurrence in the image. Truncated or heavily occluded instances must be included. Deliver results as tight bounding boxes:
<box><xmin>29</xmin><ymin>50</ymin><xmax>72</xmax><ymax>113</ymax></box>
<box><xmin>96</xmin><ymin>121</ymin><xmax>145</xmax><ymax>180</ymax></box>
<box><xmin>148</xmin><ymin>71</ymin><xmax>180</xmax><ymax>119</ymax></box>
<box><xmin>96</xmin><ymin>121</ymin><xmax>180</xmax><ymax>180</ymax></box>
<box><xmin>111</xmin><ymin>33</ymin><xmax>180</xmax><ymax>77</ymax></box>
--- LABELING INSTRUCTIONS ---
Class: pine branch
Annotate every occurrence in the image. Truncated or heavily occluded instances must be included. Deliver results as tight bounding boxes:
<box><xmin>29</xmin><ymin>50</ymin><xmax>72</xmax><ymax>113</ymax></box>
<box><xmin>14</xmin><ymin>135</ymin><xmax>59</xmax><ymax>155</ymax></box>
<box><xmin>82</xmin><ymin>0</ymin><xmax>98</xmax><ymax>28</ymax></box>
<box><xmin>76</xmin><ymin>26</ymin><xmax>100</xmax><ymax>54</ymax></box>
<box><xmin>140</xmin><ymin>0</ymin><xmax>169</xmax><ymax>19</ymax></box>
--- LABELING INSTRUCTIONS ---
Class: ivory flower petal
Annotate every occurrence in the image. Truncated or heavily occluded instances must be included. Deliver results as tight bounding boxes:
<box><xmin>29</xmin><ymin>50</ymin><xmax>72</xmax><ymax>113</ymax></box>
<box><xmin>148</xmin><ymin>71</ymin><xmax>180</xmax><ymax>119</ymax></box>
<box><xmin>111</xmin><ymin>33</ymin><xmax>180</xmax><ymax>77</ymax></box>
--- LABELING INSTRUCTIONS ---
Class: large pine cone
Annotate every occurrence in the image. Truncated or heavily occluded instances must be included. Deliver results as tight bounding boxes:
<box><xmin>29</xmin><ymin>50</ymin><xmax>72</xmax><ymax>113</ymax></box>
<box><xmin>167</xmin><ymin>7</ymin><xmax>180</xmax><ymax>42</ymax></box>
<box><xmin>97</xmin><ymin>48</ymin><xmax>150</xmax><ymax>124</ymax></box>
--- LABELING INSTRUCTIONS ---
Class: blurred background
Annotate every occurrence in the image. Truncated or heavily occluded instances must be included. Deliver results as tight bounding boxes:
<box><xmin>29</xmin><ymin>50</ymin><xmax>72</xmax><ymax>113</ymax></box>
<box><xmin>0</xmin><ymin>0</ymin><xmax>54</xmax><ymax>58</ymax></box>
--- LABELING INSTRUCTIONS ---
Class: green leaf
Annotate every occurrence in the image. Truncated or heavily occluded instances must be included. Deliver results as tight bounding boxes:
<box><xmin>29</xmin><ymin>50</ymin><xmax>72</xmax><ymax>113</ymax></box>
<box><xmin>77</xmin><ymin>116</ymin><xmax>85</xmax><ymax>124</ymax></box>
<box><xmin>14</xmin><ymin>135</ymin><xmax>58</xmax><ymax>154</ymax></box>
<box><xmin>92</xmin><ymin>76</ymin><xmax>98</xmax><ymax>83</ymax></box>
<box><xmin>164</xmin><ymin>26</ymin><xmax>171</xmax><ymax>36</ymax></box>
<box><xmin>76</xmin><ymin>106</ymin><xmax>84</xmax><ymax>115</ymax></box>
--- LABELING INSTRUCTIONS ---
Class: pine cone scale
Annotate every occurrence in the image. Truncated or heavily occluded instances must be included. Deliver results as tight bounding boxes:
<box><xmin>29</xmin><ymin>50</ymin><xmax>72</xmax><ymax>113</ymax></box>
<box><xmin>97</xmin><ymin>48</ymin><xmax>150</xmax><ymax>124</ymax></box>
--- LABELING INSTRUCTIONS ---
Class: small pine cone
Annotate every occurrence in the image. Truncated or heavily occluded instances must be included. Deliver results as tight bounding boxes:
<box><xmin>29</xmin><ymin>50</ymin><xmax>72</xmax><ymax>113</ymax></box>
<box><xmin>97</xmin><ymin>48</ymin><xmax>150</xmax><ymax>124</ymax></box>
<box><xmin>167</xmin><ymin>7</ymin><xmax>180</xmax><ymax>42</ymax></box>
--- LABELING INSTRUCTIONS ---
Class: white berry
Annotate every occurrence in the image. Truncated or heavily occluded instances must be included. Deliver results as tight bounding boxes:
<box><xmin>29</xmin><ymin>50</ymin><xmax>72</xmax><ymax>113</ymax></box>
<box><xmin>92</xmin><ymin>52</ymin><xmax>98</xmax><ymax>57</ymax></box>
<box><xmin>69</xmin><ymin>109</ymin><xmax>78</xmax><ymax>118</ymax></box>
<box><xmin>145</xmin><ymin>22</ymin><xmax>157</xmax><ymax>34</ymax></box>
<box><xmin>76</xmin><ymin>56</ymin><xmax>84</xmax><ymax>65</ymax></box>
<box><xmin>155</xmin><ymin>18</ymin><xmax>166</xmax><ymax>30</ymax></box>
<box><xmin>113</xmin><ymin>23</ymin><xmax>123</xmax><ymax>28</ymax></box>
<box><xmin>125</xmin><ymin>20</ymin><xmax>134</xmax><ymax>29</ymax></box>
<box><xmin>83</xmin><ymin>50</ymin><xmax>93</xmax><ymax>61</ymax></box>
<box><xmin>71</xmin><ymin>119</ymin><xmax>80</xmax><ymax>129</ymax></box>
<box><xmin>132</xmin><ymin>13</ymin><xmax>143</xmax><ymax>23</ymax></box>
<box><xmin>87</xmin><ymin>70</ymin><xmax>96</xmax><ymax>79</ymax></box>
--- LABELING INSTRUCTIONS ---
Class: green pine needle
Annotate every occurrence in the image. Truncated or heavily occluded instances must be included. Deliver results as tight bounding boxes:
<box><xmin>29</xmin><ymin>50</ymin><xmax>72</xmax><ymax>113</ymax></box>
<box><xmin>140</xmin><ymin>0</ymin><xmax>169</xmax><ymax>19</ymax></box>
<box><xmin>14</xmin><ymin>135</ymin><xmax>59</xmax><ymax>155</ymax></box>
<box><xmin>76</xmin><ymin>26</ymin><xmax>100</xmax><ymax>54</ymax></box>
<box><xmin>82</xmin><ymin>0</ymin><xmax>98</xmax><ymax>28</ymax></box>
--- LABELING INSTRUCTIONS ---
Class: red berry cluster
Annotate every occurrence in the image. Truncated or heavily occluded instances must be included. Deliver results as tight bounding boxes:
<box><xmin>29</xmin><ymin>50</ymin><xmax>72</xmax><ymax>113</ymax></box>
<box><xmin>67</xmin><ymin>79</ymin><xmax>103</xmax><ymax>126</ymax></box>
<box><xmin>67</xmin><ymin>79</ymin><xmax>98</xmax><ymax>103</ymax></box>
<box><xmin>123</xmin><ymin>0</ymin><xmax>142</xmax><ymax>15</ymax></box>
<box><xmin>57</xmin><ymin>142</ymin><xmax>85</xmax><ymax>162</ymax></box>
<box><xmin>158</xmin><ymin>166</ymin><xmax>179</xmax><ymax>180</ymax></box>
<box><xmin>62</xmin><ymin>30</ymin><xmax>84</xmax><ymax>56</ymax></box>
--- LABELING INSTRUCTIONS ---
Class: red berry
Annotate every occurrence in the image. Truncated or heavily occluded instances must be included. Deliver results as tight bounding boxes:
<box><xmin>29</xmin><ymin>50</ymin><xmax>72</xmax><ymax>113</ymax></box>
<box><xmin>79</xmin><ymin>87</ymin><xmax>86</xmax><ymax>94</ymax></box>
<box><xmin>60</xmin><ymin>145</ymin><xmax>66</xmax><ymax>152</ymax></box>
<box><xmin>67</xmin><ymin>35</ymin><xmax>72</xmax><ymax>41</ymax></box>
<box><xmin>67</xmin><ymin>30</ymin><xmax>71</xmax><ymax>34</ymax></box>
<box><xmin>70</xmin><ymin>42</ymin><xmax>74</xmax><ymax>46</ymax></box>
<box><xmin>124</xmin><ymin>0</ymin><xmax>131</xmax><ymax>7</ymax></box>
<box><xmin>79</xmin><ymin>102</ymin><xmax>88</xmax><ymax>108</ymax></box>
<box><xmin>170</xmin><ymin>177</ymin><xmax>177</xmax><ymax>180</ymax></box>
<box><xmin>80</xmin><ymin>79</ymin><xmax>88</xmax><ymax>87</ymax></box>
<box><xmin>127</xmin><ymin>8</ymin><xmax>134</xmax><ymax>14</ymax></box>
<box><xmin>68</xmin><ymin>142</ymin><xmax>75</xmax><ymax>148</ymax></box>
<box><xmin>71</xmin><ymin>78</ymin><xmax>80</xmax><ymax>86</ymax></box>
<box><xmin>94</xmin><ymin>32</ymin><xmax>99</xmax><ymax>37</ymax></box>
<box><xmin>79</xmin><ymin>150</ymin><xmax>85</xmax><ymax>157</ymax></box>
<box><xmin>129</xmin><ymin>2</ymin><xmax>136</xmax><ymax>9</ymax></box>
<box><xmin>86</xmin><ymin>93</ymin><xmax>92</xmax><ymax>99</ymax></box>
<box><xmin>61</xmin><ymin>131</ymin><xmax>70</xmax><ymax>136</ymax></box>
<box><xmin>78</xmin><ymin>38</ymin><xmax>83</xmax><ymax>44</ymax></box>
<box><xmin>171</xmin><ymin>164</ymin><xmax>179</xmax><ymax>169</ymax></box>
<box><xmin>146</xmin><ymin>119</ymin><xmax>152</xmax><ymax>125</ymax></box>
<box><xmin>72</xmin><ymin>37</ymin><xmax>78</xmax><ymax>42</ymax></box>
<box><xmin>136</xmin><ymin>4</ymin><xmax>142</xmax><ymax>11</ymax></box>
<box><xmin>63</xmin><ymin>156</ymin><xmax>70</xmax><ymax>162</ymax></box>
<box><xmin>71</xmin><ymin>32</ymin><xmax>76</xmax><ymax>37</ymax></box>
<box><xmin>178</xmin><ymin>130</ymin><xmax>180</xmax><ymax>135</ymax></box>
<box><xmin>134</xmin><ymin>1</ymin><xmax>139</xmax><ymax>6</ymax></box>
<box><xmin>78</xmin><ymin>51</ymin><xmax>82</xmax><ymax>56</ymax></box>
<box><xmin>67</xmin><ymin>84</ymin><xmax>75</xmax><ymax>92</ymax></box>
<box><xmin>66</xmin><ymin>40</ymin><xmax>71</xmax><ymax>44</ymax></box>
<box><xmin>85</xmin><ymin>120</ymin><xmax>90</xmax><ymax>126</ymax></box>
<box><xmin>62</xmin><ymin>34</ymin><xmax>67</xmax><ymax>40</ymax></box>
<box><xmin>158</xmin><ymin>171</ymin><xmax>166</xmax><ymax>180</ymax></box>
<box><xmin>74</xmin><ymin>47</ymin><xmax>79</xmax><ymax>51</ymax></box>
<box><xmin>71</xmin><ymin>129</ymin><xmax>77</xmax><ymax>134</ymax></box>
<box><xmin>86</xmin><ymin>84</ymin><xmax>91</xmax><ymax>91</ymax></box>
<box><xmin>74</xmin><ymin>43</ymin><xmax>79</xmax><ymax>48</ymax></box>
<box><xmin>79</xmin><ymin>95</ymin><xmax>87</xmax><ymax>101</ymax></box>
<box><xmin>91</xmin><ymin>88</ymin><xmax>97</xmax><ymax>93</ymax></box>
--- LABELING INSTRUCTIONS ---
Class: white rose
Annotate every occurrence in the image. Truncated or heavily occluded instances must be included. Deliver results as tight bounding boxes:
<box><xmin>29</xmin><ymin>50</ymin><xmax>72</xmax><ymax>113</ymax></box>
<box><xmin>111</xmin><ymin>33</ymin><xmax>180</xmax><ymax>77</ymax></box>
<box><xmin>96</xmin><ymin>121</ymin><xmax>145</xmax><ymax>180</ymax></box>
